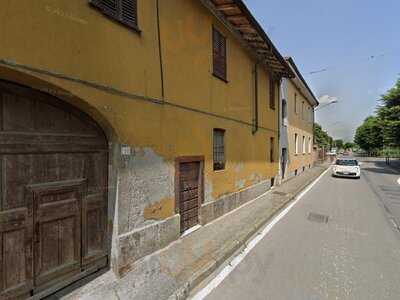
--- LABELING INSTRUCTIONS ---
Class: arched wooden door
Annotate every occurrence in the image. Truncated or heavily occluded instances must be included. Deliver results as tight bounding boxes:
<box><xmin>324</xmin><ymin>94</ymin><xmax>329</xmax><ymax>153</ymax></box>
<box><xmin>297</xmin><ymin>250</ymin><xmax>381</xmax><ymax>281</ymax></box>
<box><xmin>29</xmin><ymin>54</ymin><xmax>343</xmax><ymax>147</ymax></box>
<box><xmin>0</xmin><ymin>81</ymin><xmax>109</xmax><ymax>299</ymax></box>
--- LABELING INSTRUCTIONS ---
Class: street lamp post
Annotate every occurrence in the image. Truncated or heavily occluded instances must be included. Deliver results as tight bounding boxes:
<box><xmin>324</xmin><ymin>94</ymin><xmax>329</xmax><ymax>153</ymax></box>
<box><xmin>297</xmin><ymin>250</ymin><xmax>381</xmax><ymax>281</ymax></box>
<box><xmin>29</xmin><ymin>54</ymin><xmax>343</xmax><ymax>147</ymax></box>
<box><xmin>315</xmin><ymin>99</ymin><xmax>338</xmax><ymax>111</ymax></box>
<box><xmin>314</xmin><ymin>97</ymin><xmax>339</xmax><ymax>162</ymax></box>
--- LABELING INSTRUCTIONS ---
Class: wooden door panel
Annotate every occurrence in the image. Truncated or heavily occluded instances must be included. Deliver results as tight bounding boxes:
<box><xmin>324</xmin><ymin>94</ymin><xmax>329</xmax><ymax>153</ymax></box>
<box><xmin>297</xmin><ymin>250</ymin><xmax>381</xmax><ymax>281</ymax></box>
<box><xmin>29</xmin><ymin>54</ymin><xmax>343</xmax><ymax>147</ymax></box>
<box><xmin>180</xmin><ymin>198</ymin><xmax>198</xmax><ymax>212</ymax></box>
<box><xmin>0</xmin><ymin>208</ymin><xmax>33</xmax><ymax>299</ymax></box>
<box><xmin>180</xmin><ymin>180</ymin><xmax>199</xmax><ymax>191</ymax></box>
<box><xmin>85</xmin><ymin>152</ymin><xmax>108</xmax><ymax>194</ymax></box>
<box><xmin>181</xmin><ymin>218</ymin><xmax>198</xmax><ymax>232</ymax></box>
<box><xmin>4</xmin><ymin>230</ymin><xmax>27</xmax><ymax>287</ymax></box>
<box><xmin>181</xmin><ymin>207</ymin><xmax>199</xmax><ymax>221</ymax></box>
<box><xmin>29</xmin><ymin>180</ymin><xmax>84</xmax><ymax>291</ymax></box>
<box><xmin>38</xmin><ymin>217</ymin><xmax>78</xmax><ymax>274</ymax></box>
<box><xmin>2</xmin><ymin>93</ymin><xmax>35</xmax><ymax>132</ymax></box>
<box><xmin>82</xmin><ymin>193</ymin><xmax>107</xmax><ymax>267</ymax></box>
<box><xmin>181</xmin><ymin>188</ymin><xmax>198</xmax><ymax>201</ymax></box>
<box><xmin>177</xmin><ymin>159</ymin><xmax>202</xmax><ymax>233</ymax></box>
<box><xmin>2</xmin><ymin>155</ymin><xmax>34</xmax><ymax>210</ymax></box>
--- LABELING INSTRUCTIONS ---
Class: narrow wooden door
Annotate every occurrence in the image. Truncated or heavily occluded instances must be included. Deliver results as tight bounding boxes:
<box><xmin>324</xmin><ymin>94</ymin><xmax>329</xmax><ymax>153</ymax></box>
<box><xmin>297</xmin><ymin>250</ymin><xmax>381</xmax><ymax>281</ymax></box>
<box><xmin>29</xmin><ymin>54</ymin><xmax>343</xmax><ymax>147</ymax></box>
<box><xmin>176</xmin><ymin>157</ymin><xmax>204</xmax><ymax>233</ymax></box>
<box><xmin>28</xmin><ymin>179</ymin><xmax>85</xmax><ymax>293</ymax></box>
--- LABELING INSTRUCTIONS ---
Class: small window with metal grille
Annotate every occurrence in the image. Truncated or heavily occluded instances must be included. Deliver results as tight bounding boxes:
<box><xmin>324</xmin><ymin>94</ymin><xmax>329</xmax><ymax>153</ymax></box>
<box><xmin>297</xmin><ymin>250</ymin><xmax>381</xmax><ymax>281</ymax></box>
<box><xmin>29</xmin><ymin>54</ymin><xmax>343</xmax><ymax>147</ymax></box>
<box><xmin>212</xmin><ymin>27</ymin><xmax>227</xmax><ymax>82</ymax></box>
<box><xmin>213</xmin><ymin>129</ymin><xmax>225</xmax><ymax>171</ymax></box>
<box><xmin>90</xmin><ymin>0</ymin><xmax>139</xmax><ymax>32</ymax></box>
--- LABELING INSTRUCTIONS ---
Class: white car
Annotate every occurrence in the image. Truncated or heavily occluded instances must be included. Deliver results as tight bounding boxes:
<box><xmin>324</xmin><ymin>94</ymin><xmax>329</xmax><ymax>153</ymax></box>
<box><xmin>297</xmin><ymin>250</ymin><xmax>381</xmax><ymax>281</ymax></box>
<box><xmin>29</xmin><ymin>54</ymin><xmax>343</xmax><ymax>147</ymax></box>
<box><xmin>332</xmin><ymin>158</ymin><xmax>361</xmax><ymax>179</ymax></box>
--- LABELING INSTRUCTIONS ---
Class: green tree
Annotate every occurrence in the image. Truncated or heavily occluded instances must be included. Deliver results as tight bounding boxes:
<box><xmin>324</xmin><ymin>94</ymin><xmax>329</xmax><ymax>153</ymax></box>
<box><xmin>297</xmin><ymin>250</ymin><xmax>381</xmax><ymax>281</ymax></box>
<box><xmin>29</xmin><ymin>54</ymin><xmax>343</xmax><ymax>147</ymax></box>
<box><xmin>343</xmin><ymin>142</ymin><xmax>354</xmax><ymax>150</ymax></box>
<box><xmin>354</xmin><ymin>116</ymin><xmax>383</xmax><ymax>154</ymax></box>
<box><xmin>333</xmin><ymin>139</ymin><xmax>344</xmax><ymax>149</ymax></box>
<box><xmin>314</xmin><ymin>123</ymin><xmax>333</xmax><ymax>149</ymax></box>
<box><xmin>378</xmin><ymin>78</ymin><xmax>400</xmax><ymax>147</ymax></box>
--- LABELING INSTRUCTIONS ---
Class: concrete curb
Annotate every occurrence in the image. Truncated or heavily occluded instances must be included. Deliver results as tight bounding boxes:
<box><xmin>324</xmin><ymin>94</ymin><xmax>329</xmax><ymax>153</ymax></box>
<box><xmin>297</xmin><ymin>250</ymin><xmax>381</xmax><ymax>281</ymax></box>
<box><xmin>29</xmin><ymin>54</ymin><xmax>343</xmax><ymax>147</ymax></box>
<box><xmin>168</xmin><ymin>165</ymin><xmax>329</xmax><ymax>300</ymax></box>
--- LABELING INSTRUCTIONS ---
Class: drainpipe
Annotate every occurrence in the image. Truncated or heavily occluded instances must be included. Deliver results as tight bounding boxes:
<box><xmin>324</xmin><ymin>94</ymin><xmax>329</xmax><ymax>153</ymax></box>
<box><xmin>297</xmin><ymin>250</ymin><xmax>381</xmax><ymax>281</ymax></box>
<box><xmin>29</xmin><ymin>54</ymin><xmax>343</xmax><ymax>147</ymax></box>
<box><xmin>252</xmin><ymin>63</ymin><xmax>258</xmax><ymax>134</ymax></box>
<box><xmin>277</xmin><ymin>76</ymin><xmax>282</xmax><ymax>183</ymax></box>
<box><xmin>277</xmin><ymin>77</ymin><xmax>282</xmax><ymax>141</ymax></box>
<box><xmin>156</xmin><ymin>0</ymin><xmax>165</xmax><ymax>99</ymax></box>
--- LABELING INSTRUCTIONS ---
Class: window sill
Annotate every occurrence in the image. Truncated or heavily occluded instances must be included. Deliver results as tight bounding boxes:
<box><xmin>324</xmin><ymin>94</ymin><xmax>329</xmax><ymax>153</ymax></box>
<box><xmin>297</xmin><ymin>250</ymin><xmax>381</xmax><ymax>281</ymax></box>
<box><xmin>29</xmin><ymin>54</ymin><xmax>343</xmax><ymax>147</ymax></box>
<box><xmin>212</xmin><ymin>73</ymin><xmax>229</xmax><ymax>83</ymax></box>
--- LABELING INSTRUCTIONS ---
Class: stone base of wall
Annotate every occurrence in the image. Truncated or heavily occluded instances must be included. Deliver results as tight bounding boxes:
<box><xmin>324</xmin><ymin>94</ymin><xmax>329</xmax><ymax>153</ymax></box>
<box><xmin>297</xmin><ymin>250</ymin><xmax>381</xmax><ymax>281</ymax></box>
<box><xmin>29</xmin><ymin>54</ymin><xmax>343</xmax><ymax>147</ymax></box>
<box><xmin>117</xmin><ymin>214</ymin><xmax>180</xmax><ymax>276</ymax></box>
<box><xmin>282</xmin><ymin>162</ymin><xmax>315</xmax><ymax>183</ymax></box>
<box><xmin>118</xmin><ymin>178</ymin><xmax>279</xmax><ymax>275</ymax></box>
<box><xmin>200</xmin><ymin>179</ymin><xmax>272</xmax><ymax>225</ymax></box>
<box><xmin>282</xmin><ymin>171</ymin><xmax>296</xmax><ymax>183</ymax></box>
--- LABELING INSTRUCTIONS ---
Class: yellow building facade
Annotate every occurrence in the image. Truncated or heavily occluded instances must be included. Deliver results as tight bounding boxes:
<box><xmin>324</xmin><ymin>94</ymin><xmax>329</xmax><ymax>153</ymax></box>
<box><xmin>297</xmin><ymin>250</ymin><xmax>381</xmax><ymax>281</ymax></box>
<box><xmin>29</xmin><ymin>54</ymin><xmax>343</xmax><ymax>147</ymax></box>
<box><xmin>280</xmin><ymin>57</ymin><xmax>319</xmax><ymax>181</ymax></box>
<box><xmin>0</xmin><ymin>0</ymin><xmax>294</xmax><ymax>298</ymax></box>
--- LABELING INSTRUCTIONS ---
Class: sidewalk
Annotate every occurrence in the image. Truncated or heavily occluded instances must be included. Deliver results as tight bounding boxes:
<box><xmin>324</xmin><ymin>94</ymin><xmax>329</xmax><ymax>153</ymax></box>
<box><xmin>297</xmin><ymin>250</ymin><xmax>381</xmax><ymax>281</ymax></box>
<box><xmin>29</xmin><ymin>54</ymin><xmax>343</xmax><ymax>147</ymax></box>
<box><xmin>62</xmin><ymin>164</ymin><xmax>329</xmax><ymax>300</ymax></box>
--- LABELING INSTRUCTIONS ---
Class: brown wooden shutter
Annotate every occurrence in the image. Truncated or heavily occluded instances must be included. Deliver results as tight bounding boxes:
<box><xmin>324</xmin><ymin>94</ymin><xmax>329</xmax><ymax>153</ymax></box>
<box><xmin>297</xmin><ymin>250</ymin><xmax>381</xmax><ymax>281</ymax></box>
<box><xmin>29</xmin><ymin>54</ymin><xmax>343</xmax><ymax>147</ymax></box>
<box><xmin>213</xmin><ymin>28</ymin><xmax>227</xmax><ymax>81</ymax></box>
<box><xmin>91</xmin><ymin>0</ymin><xmax>138</xmax><ymax>29</ymax></box>
<box><xmin>121</xmin><ymin>0</ymin><xmax>138</xmax><ymax>28</ymax></box>
<box><xmin>269</xmin><ymin>78</ymin><xmax>276</xmax><ymax>110</ymax></box>
<box><xmin>91</xmin><ymin>0</ymin><xmax>119</xmax><ymax>18</ymax></box>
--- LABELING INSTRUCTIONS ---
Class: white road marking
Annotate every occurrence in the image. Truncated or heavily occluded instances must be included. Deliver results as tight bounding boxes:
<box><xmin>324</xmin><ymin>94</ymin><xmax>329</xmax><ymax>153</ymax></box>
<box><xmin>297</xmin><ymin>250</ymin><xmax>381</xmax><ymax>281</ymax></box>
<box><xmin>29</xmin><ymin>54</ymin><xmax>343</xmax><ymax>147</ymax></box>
<box><xmin>190</xmin><ymin>167</ymin><xmax>331</xmax><ymax>300</ymax></box>
<box><xmin>397</xmin><ymin>177</ymin><xmax>400</xmax><ymax>185</ymax></box>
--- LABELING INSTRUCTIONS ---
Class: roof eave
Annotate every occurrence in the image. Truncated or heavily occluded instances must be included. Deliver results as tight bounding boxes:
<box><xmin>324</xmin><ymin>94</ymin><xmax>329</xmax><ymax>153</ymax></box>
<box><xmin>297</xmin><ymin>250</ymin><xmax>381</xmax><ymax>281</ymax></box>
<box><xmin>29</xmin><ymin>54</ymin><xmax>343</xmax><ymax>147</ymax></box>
<box><xmin>201</xmin><ymin>0</ymin><xmax>295</xmax><ymax>78</ymax></box>
<box><xmin>285</xmin><ymin>57</ymin><xmax>319</xmax><ymax>107</ymax></box>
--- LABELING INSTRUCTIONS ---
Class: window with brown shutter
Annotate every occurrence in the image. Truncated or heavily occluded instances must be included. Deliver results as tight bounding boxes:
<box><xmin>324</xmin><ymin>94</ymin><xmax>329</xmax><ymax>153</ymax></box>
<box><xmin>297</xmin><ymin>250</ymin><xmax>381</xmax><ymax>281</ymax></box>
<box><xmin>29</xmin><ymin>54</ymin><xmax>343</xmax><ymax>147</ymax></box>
<box><xmin>269</xmin><ymin>78</ymin><xmax>276</xmax><ymax>110</ymax></box>
<box><xmin>270</xmin><ymin>137</ymin><xmax>275</xmax><ymax>163</ymax></box>
<box><xmin>213</xmin><ymin>129</ymin><xmax>225</xmax><ymax>170</ymax></box>
<box><xmin>91</xmin><ymin>0</ymin><xmax>138</xmax><ymax>31</ymax></box>
<box><xmin>212</xmin><ymin>27</ymin><xmax>227</xmax><ymax>81</ymax></box>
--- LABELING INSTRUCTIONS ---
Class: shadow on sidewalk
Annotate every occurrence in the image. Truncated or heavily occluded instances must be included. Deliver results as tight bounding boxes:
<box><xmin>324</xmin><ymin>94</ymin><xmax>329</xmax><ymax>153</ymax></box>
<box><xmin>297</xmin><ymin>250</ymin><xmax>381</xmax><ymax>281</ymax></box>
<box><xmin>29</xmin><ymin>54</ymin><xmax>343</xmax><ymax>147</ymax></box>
<box><xmin>363</xmin><ymin>167</ymin><xmax>399</xmax><ymax>175</ymax></box>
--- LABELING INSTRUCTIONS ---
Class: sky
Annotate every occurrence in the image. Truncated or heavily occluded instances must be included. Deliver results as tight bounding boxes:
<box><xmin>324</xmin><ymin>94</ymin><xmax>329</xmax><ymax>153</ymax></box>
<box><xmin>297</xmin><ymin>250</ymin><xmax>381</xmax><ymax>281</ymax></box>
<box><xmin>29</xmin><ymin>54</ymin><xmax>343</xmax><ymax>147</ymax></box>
<box><xmin>244</xmin><ymin>0</ymin><xmax>400</xmax><ymax>141</ymax></box>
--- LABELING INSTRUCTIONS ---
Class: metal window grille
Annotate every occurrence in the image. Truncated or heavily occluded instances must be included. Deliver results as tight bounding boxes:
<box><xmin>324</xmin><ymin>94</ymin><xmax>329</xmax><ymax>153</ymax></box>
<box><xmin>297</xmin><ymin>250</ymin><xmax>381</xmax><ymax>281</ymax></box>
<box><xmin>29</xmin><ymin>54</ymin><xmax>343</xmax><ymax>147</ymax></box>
<box><xmin>213</xmin><ymin>129</ymin><xmax>225</xmax><ymax>170</ymax></box>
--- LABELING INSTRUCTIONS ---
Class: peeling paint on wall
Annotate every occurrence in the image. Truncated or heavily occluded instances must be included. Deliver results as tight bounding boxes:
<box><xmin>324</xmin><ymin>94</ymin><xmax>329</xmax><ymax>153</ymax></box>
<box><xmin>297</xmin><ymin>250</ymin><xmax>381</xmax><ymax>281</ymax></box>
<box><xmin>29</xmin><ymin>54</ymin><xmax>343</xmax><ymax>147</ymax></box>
<box><xmin>144</xmin><ymin>197</ymin><xmax>175</xmax><ymax>220</ymax></box>
<box><xmin>204</xmin><ymin>179</ymin><xmax>214</xmax><ymax>203</ymax></box>
<box><xmin>236</xmin><ymin>179</ymin><xmax>246</xmax><ymax>190</ymax></box>
<box><xmin>235</xmin><ymin>162</ymin><xmax>244</xmax><ymax>173</ymax></box>
<box><xmin>118</xmin><ymin>147</ymin><xmax>175</xmax><ymax>234</ymax></box>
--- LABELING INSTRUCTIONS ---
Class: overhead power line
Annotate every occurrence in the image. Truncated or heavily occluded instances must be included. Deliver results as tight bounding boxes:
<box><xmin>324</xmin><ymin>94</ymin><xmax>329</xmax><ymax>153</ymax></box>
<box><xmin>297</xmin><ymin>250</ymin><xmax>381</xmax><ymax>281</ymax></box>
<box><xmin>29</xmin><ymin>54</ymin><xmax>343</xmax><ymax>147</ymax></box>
<box><xmin>305</xmin><ymin>50</ymin><xmax>399</xmax><ymax>76</ymax></box>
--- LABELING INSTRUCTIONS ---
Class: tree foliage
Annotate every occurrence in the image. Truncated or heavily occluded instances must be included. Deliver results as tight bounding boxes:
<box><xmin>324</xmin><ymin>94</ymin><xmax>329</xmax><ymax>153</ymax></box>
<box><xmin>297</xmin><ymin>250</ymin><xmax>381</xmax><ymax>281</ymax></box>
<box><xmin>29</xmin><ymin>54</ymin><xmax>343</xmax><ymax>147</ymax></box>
<box><xmin>355</xmin><ymin>78</ymin><xmax>400</xmax><ymax>152</ymax></box>
<box><xmin>343</xmin><ymin>142</ymin><xmax>355</xmax><ymax>150</ymax></box>
<box><xmin>377</xmin><ymin>78</ymin><xmax>400</xmax><ymax>147</ymax></box>
<box><xmin>354</xmin><ymin>116</ymin><xmax>383</xmax><ymax>153</ymax></box>
<box><xmin>381</xmin><ymin>78</ymin><xmax>400</xmax><ymax>108</ymax></box>
<box><xmin>314</xmin><ymin>123</ymin><xmax>333</xmax><ymax>148</ymax></box>
<box><xmin>333</xmin><ymin>139</ymin><xmax>344</xmax><ymax>149</ymax></box>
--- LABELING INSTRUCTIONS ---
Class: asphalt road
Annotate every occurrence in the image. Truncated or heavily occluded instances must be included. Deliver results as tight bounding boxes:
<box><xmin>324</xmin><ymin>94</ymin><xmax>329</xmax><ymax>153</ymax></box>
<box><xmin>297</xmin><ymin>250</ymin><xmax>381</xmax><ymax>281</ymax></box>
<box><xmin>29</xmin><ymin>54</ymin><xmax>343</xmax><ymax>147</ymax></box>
<box><xmin>199</xmin><ymin>158</ymin><xmax>400</xmax><ymax>300</ymax></box>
